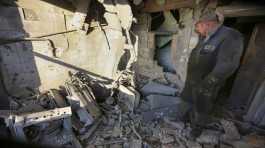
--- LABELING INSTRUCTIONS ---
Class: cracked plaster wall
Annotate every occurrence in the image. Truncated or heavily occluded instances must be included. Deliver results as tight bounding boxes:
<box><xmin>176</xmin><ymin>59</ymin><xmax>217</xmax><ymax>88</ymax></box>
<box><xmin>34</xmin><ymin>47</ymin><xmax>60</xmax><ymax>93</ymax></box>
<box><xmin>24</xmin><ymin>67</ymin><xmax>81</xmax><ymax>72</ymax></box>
<box><xmin>0</xmin><ymin>0</ymin><xmax>125</xmax><ymax>95</ymax></box>
<box><xmin>134</xmin><ymin>7</ymin><xmax>202</xmax><ymax>90</ymax></box>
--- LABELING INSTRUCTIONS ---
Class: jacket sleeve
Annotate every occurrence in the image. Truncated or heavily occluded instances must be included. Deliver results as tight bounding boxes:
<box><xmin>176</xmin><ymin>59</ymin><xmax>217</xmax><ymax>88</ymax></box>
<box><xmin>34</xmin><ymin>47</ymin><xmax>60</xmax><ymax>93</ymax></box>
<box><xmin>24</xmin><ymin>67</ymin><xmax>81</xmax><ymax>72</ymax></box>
<box><xmin>203</xmin><ymin>31</ymin><xmax>244</xmax><ymax>87</ymax></box>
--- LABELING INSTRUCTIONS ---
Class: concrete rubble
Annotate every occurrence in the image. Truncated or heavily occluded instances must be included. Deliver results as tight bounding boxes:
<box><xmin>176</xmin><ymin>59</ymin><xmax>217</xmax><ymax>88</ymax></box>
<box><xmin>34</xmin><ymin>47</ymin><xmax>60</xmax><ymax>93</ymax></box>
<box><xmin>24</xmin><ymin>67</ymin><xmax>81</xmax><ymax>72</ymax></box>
<box><xmin>0</xmin><ymin>70</ymin><xmax>263</xmax><ymax>148</ymax></box>
<box><xmin>140</xmin><ymin>81</ymin><xmax>178</xmax><ymax>96</ymax></box>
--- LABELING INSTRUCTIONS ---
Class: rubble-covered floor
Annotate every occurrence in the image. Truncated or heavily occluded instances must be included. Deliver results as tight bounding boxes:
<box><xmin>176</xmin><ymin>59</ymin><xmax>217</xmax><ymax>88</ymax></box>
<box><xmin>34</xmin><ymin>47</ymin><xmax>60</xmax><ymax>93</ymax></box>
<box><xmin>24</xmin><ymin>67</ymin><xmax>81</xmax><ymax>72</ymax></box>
<box><xmin>1</xmin><ymin>70</ymin><xmax>264</xmax><ymax>148</ymax></box>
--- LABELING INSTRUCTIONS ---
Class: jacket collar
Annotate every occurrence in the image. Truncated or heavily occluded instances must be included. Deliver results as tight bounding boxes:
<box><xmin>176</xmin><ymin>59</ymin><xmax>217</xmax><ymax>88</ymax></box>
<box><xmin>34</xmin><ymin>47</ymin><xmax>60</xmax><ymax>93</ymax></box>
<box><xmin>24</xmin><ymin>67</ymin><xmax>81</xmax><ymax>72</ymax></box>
<box><xmin>203</xmin><ymin>24</ymin><xmax>222</xmax><ymax>43</ymax></box>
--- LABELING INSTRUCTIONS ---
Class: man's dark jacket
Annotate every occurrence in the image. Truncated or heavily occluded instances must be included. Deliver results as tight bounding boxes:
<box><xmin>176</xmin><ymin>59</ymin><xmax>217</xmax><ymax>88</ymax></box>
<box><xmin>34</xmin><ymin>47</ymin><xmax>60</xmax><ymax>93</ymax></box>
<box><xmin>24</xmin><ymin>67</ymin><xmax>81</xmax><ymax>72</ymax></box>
<box><xmin>181</xmin><ymin>25</ymin><xmax>244</xmax><ymax>124</ymax></box>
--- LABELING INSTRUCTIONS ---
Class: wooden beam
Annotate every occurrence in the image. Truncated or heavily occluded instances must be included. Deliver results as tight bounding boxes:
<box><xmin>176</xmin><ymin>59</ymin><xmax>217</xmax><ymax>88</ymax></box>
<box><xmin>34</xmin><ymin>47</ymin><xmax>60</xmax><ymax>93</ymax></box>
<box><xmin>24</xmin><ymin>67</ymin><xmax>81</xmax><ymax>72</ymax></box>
<box><xmin>241</xmin><ymin>23</ymin><xmax>258</xmax><ymax>64</ymax></box>
<box><xmin>229</xmin><ymin>24</ymin><xmax>265</xmax><ymax>111</ymax></box>
<box><xmin>217</xmin><ymin>2</ymin><xmax>265</xmax><ymax>17</ymax></box>
<box><xmin>142</xmin><ymin>0</ymin><xmax>195</xmax><ymax>13</ymax></box>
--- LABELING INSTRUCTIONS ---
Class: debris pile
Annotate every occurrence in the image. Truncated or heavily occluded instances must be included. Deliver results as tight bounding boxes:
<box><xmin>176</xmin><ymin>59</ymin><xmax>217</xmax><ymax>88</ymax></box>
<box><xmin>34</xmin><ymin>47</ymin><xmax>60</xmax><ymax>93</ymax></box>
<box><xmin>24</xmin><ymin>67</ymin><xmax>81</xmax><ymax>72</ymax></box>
<box><xmin>6</xmin><ymin>90</ymin><xmax>80</xmax><ymax>147</ymax></box>
<box><xmin>1</xmin><ymin>71</ymin><xmax>264</xmax><ymax>148</ymax></box>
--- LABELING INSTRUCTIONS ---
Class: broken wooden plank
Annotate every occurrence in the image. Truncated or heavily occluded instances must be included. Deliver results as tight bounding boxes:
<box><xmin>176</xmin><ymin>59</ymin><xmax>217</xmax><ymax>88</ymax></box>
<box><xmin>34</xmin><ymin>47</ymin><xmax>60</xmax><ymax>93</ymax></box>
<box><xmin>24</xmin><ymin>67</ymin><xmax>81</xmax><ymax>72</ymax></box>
<box><xmin>217</xmin><ymin>2</ymin><xmax>265</xmax><ymax>17</ymax></box>
<box><xmin>229</xmin><ymin>24</ymin><xmax>265</xmax><ymax>112</ymax></box>
<box><xmin>241</xmin><ymin>23</ymin><xmax>258</xmax><ymax>65</ymax></box>
<box><xmin>142</xmin><ymin>0</ymin><xmax>195</xmax><ymax>13</ymax></box>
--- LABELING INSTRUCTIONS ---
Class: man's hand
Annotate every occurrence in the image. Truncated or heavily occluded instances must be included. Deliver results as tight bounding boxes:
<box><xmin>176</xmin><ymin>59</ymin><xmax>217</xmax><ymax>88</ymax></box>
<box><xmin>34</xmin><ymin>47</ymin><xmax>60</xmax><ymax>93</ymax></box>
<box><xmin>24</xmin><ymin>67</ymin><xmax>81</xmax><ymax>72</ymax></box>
<box><xmin>197</xmin><ymin>74</ymin><xmax>219</xmax><ymax>97</ymax></box>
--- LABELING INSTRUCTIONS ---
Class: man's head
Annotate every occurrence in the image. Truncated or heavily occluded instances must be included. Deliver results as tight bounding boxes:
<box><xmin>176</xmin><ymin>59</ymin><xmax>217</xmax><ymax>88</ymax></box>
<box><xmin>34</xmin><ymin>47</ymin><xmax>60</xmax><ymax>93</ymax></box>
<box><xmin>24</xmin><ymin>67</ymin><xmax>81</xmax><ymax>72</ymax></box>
<box><xmin>195</xmin><ymin>11</ymin><xmax>219</xmax><ymax>37</ymax></box>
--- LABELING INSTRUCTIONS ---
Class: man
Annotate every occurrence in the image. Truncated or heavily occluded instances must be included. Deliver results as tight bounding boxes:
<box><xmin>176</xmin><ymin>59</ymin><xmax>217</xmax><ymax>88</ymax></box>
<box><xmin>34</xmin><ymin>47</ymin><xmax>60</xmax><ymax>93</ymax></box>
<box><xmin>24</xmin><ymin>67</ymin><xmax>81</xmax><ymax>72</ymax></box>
<box><xmin>181</xmin><ymin>10</ymin><xmax>244</xmax><ymax>128</ymax></box>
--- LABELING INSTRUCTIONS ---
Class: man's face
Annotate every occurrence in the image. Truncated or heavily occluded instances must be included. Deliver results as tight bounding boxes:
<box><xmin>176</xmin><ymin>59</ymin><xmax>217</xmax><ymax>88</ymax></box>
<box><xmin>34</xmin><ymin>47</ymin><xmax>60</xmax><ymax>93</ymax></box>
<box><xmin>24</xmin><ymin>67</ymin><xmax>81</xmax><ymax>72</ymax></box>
<box><xmin>195</xmin><ymin>21</ymin><xmax>208</xmax><ymax>37</ymax></box>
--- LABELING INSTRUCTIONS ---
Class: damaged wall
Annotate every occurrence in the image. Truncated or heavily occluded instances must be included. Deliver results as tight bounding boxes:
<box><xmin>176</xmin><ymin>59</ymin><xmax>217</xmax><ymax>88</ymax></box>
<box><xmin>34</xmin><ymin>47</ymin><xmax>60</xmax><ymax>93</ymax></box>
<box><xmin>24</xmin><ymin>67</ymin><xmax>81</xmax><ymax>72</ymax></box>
<box><xmin>0</xmin><ymin>0</ymin><xmax>130</xmax><ymax>96</ymax></box>
<box><xmin>133</xmin><ymin>4</ymin><xmax>203</xmax><ymax>91</ymax></box>
<box><xmin>0</xmin><ymin>0</ymin><xmax>208</xmax><ymax>97</ymax></box>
